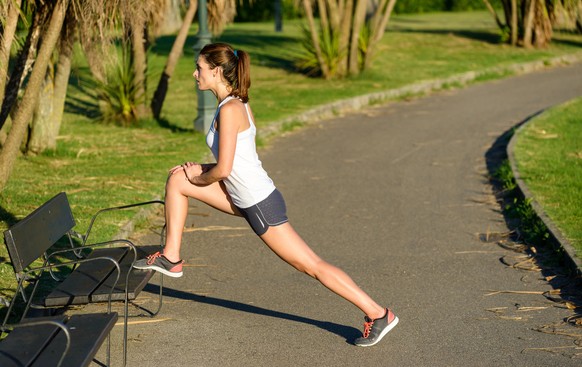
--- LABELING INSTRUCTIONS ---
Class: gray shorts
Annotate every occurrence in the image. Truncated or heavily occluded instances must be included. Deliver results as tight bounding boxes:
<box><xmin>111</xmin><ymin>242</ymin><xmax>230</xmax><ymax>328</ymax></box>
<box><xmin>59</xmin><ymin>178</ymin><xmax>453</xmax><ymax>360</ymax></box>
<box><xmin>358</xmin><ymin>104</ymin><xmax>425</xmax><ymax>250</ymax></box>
<box><xmin>237</xmin><ymin>189</ymin><xmax>288</xmax><ymax>236</ymax></box>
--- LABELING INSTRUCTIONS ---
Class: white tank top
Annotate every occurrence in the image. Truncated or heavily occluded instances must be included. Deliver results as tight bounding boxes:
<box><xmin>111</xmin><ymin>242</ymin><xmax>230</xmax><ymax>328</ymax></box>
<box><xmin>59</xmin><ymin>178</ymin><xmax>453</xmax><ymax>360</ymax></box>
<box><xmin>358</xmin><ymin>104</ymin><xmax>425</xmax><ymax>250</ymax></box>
<box><xmin>206</xmin><ymin>96</ymin><xmax>276</xmax><ymax>208</ymax></box>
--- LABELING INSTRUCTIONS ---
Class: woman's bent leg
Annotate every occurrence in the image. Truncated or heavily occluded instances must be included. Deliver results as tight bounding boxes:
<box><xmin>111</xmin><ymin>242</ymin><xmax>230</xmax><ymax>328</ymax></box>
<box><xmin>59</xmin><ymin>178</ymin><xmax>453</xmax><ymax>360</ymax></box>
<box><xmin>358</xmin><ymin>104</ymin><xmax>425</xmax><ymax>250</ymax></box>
<box><xmin>163</xmin><ymin>170</ymin><xmax>239</xmax><ymax>262</ymax></box>
<box><xmin>259</xmin><ymin>222</ymin><xmax>386</xmax><ymax>320</ymax></box>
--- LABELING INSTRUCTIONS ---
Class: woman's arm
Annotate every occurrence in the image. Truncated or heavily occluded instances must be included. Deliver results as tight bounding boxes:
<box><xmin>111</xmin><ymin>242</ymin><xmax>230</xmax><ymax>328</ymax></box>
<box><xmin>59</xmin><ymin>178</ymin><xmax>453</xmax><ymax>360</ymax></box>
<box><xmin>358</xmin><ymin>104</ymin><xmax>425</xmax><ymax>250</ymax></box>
<box><xmin>186</xmin><ymin>101</ymin><xmax>244</xmax><ymax>185</ymax></box>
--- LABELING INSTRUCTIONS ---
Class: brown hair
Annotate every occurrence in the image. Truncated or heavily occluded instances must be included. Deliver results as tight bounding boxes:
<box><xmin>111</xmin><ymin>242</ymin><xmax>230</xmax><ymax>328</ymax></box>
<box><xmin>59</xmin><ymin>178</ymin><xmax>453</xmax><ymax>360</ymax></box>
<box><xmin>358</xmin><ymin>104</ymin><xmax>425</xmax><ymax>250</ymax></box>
<box><xmin>199</xmin><ymin>43</ymin><xmax>251</xmax><ymax>103</ymax></box>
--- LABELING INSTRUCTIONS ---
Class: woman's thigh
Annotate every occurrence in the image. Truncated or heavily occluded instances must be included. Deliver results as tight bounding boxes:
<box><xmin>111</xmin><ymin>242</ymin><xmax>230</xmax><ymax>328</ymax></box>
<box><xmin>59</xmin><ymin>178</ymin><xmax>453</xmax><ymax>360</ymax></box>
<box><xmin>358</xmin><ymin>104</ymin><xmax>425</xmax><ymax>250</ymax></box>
<box><xmin>259</xmin><ymin>223</ymin><xmax>321</xmax><ymax>273</ymax></box>
<box><xmin>167</xmin><ymin>171</ymin><xmax>241</xmax><ymax>216</ymax></box>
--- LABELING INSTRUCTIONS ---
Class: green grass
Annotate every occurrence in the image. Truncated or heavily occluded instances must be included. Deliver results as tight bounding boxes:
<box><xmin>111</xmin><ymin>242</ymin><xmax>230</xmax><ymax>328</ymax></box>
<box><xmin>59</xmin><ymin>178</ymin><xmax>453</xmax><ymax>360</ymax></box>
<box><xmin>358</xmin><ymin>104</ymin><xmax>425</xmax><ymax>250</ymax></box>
<box><xmin>512</xmin><ymin>97</ymin><xmax>582</xmax><ymax>257</ymax></box>
<box><xmin>1</xmin><ymin>10</ymin><xmax>581</xmax><ymax>302</ymax></box>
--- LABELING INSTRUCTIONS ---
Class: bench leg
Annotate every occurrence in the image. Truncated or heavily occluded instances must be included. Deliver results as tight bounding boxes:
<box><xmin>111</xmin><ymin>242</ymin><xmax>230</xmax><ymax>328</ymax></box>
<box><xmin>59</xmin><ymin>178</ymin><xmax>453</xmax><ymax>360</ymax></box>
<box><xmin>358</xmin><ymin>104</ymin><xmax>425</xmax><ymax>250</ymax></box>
<box><xmin>123</xmin><ymin>272</ymin><xmax>164</xmax><ymax>366</ymax></box>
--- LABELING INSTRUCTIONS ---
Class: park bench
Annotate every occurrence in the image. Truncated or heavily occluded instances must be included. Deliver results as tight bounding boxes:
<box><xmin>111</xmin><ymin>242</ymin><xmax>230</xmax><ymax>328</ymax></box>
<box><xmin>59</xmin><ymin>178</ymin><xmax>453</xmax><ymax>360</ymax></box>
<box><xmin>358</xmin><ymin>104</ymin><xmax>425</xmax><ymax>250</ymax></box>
<box><xmin>1</xmin><ymin>192</ymin><xmax>165</xmax><ymax>366</ymax></box>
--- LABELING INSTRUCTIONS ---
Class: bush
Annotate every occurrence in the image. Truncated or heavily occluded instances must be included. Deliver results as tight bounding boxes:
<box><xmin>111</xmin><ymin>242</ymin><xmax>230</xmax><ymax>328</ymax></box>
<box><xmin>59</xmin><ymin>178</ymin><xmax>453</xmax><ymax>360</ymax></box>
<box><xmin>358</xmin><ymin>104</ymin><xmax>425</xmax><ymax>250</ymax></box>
<box><xmin>235</xmin><ymin>0</ymin><xmax>302</xmax><ymax>22</ymax></box>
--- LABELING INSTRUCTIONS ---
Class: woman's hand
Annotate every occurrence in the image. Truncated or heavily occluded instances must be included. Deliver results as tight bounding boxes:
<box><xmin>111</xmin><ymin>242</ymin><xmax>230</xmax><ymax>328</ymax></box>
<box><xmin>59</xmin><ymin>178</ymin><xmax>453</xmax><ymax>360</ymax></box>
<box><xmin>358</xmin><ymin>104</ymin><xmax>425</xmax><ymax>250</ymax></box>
<box><xmin>169</xmin><ymin>162</ymin><xmax>203</xmax><ymax>182</ymax></box>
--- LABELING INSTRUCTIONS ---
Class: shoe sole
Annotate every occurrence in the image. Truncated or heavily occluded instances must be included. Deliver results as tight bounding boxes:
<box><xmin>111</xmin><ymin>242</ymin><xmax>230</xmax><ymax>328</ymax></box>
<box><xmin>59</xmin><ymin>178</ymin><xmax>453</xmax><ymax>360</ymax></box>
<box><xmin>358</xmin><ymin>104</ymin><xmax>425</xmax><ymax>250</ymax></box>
<box><xmin>133</xmin><ymin>264</ymin><xmax>183</xmax><ymax>278</ymax></box>
<box><xmin>355</xmin><ymin>316</ymin><xmax>399</xmax><ymax>347</ymax></box>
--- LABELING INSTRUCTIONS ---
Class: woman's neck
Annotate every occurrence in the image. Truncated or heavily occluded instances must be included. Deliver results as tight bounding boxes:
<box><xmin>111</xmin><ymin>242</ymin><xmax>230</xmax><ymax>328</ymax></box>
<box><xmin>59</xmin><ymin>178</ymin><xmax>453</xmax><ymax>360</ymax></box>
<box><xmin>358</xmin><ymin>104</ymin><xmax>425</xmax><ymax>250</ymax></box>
<box><xmin>215</xmin><ymin>85</ymin><xmax>231</xmax><ymax>104</ymax></box>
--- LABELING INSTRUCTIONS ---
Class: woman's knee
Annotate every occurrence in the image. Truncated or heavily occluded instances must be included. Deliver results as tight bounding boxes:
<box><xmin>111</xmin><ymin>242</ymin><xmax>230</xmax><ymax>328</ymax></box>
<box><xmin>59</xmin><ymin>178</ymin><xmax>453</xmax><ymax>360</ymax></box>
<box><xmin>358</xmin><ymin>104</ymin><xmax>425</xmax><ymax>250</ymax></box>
<box><xmin>295</xmin><ymin>258</ymin><xmax>327</xmax><ymax>279</ymax></box>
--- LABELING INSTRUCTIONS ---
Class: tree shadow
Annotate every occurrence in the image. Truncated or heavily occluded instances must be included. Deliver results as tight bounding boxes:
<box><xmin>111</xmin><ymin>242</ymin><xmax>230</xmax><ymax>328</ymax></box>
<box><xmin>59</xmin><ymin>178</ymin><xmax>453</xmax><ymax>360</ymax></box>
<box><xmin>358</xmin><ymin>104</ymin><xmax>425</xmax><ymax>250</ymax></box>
<box><xmin>64</xmin><ymin>70</ymin><xmax>101</xmax><ymax>120</ymax></box>
<box><xmin>552</xmin><ymin>37</ymin><xmax>582</xmax><ymax>48</ymax></box>
<box><xmin>0</xmin><ymin>205</ymin><xmax>19</xmax><ymax>228</ymax></box>
<box><xmin>392</xmin><ymin>28</ymin><xmax>501</xmax><ymax>45</ymax></box>
<box><xmin>143</xmin><ymin>284</ymin><xmax>362</xmax><ymax>343</ymax></box>
<box><xmin>150</xmin><ymin>31</ymin><xmax>299</xmax><ymax>73</ymax></box>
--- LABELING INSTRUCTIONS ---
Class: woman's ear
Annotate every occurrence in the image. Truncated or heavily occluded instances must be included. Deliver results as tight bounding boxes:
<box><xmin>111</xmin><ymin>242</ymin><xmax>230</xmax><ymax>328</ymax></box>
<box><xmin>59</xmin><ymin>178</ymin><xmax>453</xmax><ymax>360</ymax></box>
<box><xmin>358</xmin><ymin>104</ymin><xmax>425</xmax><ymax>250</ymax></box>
<box><xmin>215</xmin><ymin>66</ymin><xmax>225</xmax><ymax>80</ymax></box>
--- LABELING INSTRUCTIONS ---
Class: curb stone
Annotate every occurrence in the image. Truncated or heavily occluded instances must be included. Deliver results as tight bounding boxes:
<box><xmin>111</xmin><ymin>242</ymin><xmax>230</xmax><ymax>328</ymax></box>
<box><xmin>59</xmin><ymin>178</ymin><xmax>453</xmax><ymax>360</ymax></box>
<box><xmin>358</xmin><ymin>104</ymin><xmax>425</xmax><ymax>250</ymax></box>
<box><xmin>507</xmin><ymin>112</ymin><xmax>582</xmax><ymax>275</ymax></box>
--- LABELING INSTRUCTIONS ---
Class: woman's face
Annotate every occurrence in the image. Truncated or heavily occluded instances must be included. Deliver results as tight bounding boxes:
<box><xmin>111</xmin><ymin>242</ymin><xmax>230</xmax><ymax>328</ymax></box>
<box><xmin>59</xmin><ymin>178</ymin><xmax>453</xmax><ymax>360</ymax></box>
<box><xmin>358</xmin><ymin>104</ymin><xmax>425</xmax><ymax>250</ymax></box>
<box><xmin>193</xmin><ymin>56</ymin><xmax>214</xmax><ymax>91</ymax></box>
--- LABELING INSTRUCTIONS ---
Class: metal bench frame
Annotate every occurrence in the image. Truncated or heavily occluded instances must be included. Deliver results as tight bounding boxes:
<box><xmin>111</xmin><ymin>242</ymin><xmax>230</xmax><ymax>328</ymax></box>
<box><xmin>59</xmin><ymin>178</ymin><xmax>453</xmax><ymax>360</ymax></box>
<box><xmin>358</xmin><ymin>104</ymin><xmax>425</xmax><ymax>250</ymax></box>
<box><xmin>2</xmin><ymin>192</ymin><xmax>166</xmax><ymax>365</ymax></box>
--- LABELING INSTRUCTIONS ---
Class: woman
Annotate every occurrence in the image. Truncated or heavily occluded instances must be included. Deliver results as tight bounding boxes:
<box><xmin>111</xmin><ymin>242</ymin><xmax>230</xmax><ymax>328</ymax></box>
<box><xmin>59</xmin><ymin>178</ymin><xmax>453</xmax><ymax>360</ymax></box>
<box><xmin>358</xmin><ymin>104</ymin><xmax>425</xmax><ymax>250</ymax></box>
<box><xmin>133</xmin><ymin>43</ymin><xmax>398</xmax><ymax>347</ymax></box>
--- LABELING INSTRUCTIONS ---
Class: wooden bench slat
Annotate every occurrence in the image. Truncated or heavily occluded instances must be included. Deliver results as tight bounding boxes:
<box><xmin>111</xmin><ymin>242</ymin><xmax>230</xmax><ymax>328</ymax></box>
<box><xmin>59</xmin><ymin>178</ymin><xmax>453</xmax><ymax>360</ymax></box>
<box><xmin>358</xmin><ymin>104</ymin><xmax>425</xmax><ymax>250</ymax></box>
<box><xmin>45</xmin><ymin>248</ymin><xmax>127</xmax><ymax>307</ymax></box>
<box><xmin>0</xmin><ymin>315</ymin><xmax>67</xmax><ymax>367</ymax></box>
<box><xmin>31</xmin><ymin>313</ymin><xmax>118</xmax><ymax>367</ymax></box>
<box><xmin>91</xmin><ymin>246</ymin><xmax>157</xmax><ymax>303</ymax></box>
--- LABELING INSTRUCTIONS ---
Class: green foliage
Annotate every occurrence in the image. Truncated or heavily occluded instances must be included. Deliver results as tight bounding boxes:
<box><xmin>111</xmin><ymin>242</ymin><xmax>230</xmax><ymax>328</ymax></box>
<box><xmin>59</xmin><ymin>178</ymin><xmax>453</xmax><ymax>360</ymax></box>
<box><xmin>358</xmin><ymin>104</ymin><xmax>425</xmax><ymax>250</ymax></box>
<box><xmin>494</xmin><ymin>159</ymin><xmax>550</xmax><ymax>246</ymax></box>
<box><xmin>92</xmin><ymin>46</ymin><xmax>143</xmax><ymax>126</ymax></box>
<box><xmin>504</xmin><ymin>197</ymin><xmax>550</xmax><ymax>245</ymax></box>
<box><xmin>235</xmin><ymin>0</ymin><xmax>302</xmax><ymax>22</ymax></box>
<box><xmin>494</xmin><ymin>160</ymin><xmax>517</xmax><ymax>191</ymax></box>
<box><xmin>295</xmin><ymin>24</ymin><xmax>343</xmax><ymax>77</ymax></box>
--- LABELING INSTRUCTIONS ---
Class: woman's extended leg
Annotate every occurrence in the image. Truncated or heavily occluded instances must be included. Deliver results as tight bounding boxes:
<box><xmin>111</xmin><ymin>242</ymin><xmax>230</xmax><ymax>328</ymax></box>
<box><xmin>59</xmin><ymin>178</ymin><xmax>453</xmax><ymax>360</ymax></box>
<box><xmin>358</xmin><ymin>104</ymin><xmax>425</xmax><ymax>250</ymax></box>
<box><xmin>162</xmin><ymin>170</ymin><xmax>240</xmax><ymax>262</ymax></box>
<box><xmin>259</xmin><ymin>222</ymin><xmax>386</xmax><ymax>320</ymax></box>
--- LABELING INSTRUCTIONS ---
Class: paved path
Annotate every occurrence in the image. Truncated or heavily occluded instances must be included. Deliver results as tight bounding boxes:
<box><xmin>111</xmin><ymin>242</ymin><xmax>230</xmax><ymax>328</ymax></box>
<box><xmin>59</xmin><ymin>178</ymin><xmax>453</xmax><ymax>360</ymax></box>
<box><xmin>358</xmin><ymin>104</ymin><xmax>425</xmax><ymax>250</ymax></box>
<box><xmin>96</xmin><ymin>62</ymin><xmax>582</xmax><ymax>366</ymax></box>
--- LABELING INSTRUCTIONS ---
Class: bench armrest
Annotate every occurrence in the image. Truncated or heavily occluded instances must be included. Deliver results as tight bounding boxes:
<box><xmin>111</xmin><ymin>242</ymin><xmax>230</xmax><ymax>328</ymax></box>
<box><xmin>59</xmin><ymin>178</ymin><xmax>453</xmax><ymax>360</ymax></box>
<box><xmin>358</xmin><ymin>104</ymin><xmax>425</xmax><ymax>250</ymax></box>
<box><xmin>1</xmin><ymin>319</ymin><xmax>71</xmax><ymax>367</ymax></box>
<box><xmin>80</xmin><ymin>199</ymin><xmax>164</xmax><ymax>245</ymax></box>
<box><xmin>45</xmin><ymin>239</ymin><xmax>138</xmax><ymax>282</ymax></box>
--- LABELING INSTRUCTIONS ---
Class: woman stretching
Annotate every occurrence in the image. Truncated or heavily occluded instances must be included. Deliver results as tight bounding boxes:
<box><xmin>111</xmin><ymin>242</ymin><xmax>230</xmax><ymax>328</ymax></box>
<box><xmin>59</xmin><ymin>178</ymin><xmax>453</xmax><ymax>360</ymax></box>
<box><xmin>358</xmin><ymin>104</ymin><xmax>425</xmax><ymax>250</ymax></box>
<box><xmin>133</xmin><ymin>43</ymin><xmax>398</xmax><ymax>347</ymax></box>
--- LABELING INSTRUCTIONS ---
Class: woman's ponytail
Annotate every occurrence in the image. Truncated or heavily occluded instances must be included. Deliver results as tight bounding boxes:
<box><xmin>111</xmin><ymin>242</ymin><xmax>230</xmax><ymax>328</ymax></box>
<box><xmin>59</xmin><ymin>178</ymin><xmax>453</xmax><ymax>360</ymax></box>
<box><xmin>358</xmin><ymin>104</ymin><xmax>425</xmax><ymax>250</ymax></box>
<box><xmin>234</xmin><ymin>49</ymin><xmax>250</xmax><ymax>103</ymax></box>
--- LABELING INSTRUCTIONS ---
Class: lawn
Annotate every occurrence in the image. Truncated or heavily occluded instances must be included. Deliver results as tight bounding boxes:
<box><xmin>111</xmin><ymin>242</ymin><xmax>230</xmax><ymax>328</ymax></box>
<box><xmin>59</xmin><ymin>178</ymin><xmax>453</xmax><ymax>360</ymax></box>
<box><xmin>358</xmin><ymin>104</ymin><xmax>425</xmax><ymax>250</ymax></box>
<box><xmin>512</xmin><ymin>97</ymin><xmax>582</xmax><ymax>257</ymax></box>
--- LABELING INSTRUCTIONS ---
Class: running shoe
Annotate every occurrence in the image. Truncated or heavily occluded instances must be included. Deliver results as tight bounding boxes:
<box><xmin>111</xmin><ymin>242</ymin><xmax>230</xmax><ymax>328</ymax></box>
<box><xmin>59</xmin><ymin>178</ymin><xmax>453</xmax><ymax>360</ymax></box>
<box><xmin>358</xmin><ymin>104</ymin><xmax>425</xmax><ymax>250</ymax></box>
<box><xmin>354</xmin><ymin>308</ymin><xmax>399</xmax><ymax>347</ymax></box>
<box><xmin>133</xmin><ymin>251</ymin><xmax>183</xmax><ymax>278</ymax></box>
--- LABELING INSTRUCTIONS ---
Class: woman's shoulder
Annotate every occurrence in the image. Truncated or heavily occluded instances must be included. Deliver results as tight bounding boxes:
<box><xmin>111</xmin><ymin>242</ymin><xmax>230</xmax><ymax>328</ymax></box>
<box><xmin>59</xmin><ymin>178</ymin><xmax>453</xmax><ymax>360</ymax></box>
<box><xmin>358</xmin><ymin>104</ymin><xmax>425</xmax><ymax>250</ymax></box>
<box><xmin>220</xmin><ymin>98</ymin><xmax>247</xmax><ymax>116</ymax></box>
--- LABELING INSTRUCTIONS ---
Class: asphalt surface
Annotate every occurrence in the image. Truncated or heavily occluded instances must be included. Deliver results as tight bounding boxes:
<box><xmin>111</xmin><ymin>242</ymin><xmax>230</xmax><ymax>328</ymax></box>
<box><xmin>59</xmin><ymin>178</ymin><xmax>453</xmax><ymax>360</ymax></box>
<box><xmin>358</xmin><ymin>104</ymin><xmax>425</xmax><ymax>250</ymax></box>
<box><xmin>91</xmin><ymin>62</ymin><xmax>582</xmax><ymax>366</ymax></box>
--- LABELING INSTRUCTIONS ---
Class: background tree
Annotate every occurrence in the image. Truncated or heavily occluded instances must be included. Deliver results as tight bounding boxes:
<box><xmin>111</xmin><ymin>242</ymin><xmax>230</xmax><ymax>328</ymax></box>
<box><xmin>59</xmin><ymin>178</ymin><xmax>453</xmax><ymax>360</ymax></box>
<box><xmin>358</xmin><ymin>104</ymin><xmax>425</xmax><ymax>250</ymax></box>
<box><xmin>27</xmin><ymin>5</ymin><xmax>76</xmax><ymax>154</ymax></box>
<box><xmin>157</xmin><ymin>0</ymin><xmax>184</xmax><ymax>36</ymax></box>
<box><xmin>0</xmin><ymin>0</ymin><xmax>70</xmax><ymax>192</ymax></box>
<box><xmin>481</xmin><ymin>0</ymin><xmax>558</xmax><ymax>47</ymax></box>
<box><xmin>298</xmin><ymin>0</ymin><xmax>397</xmax><ymax>78</ymax></box>
<box><xmin>151</xmin><ymin>0</ymin><xmax>198</xmax><ymax>119</ymax></box>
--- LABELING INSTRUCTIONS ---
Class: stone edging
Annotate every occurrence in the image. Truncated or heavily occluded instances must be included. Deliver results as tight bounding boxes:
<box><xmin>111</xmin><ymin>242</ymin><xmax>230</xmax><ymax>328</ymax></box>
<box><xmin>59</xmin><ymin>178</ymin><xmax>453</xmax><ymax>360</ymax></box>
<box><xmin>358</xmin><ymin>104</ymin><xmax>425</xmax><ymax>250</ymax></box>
<box><xmin>507</xmin><ymin>113</ymin><xmax>582</xmax><ymax>275</ymax></box>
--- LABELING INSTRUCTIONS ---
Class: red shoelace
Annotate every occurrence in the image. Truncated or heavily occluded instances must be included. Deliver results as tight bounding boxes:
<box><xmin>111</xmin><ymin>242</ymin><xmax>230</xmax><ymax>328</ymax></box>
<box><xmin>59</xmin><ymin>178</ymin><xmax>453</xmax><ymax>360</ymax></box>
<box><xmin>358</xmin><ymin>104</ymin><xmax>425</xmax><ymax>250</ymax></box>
<box><xmin>362</xmin><ymin>320</ymin><xmax>374</xmax><ymax>338</ymax></box>
<box><xmin>146</xmin><ymin>251</ymin><xmax>162</xmax><ymax>265</ymax></box>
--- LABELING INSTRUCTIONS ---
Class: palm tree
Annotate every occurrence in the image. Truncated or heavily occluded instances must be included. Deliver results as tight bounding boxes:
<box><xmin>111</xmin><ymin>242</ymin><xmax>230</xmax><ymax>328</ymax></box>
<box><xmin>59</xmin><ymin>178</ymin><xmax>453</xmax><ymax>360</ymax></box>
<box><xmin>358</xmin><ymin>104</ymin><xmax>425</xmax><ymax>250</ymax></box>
<box><xmin>299</xmin><ymin>0</ymin><xmax>397</xmax><ymax>78</ymax></box>
<box><xmin>0</xmin><ymin>0</ymin><xmax>70</xmax><ymax>191</ymax></box>
<box><xmin>482</xmin><ymin>0</ymin><xmax>556</xmax><ymax>48</ymax></box>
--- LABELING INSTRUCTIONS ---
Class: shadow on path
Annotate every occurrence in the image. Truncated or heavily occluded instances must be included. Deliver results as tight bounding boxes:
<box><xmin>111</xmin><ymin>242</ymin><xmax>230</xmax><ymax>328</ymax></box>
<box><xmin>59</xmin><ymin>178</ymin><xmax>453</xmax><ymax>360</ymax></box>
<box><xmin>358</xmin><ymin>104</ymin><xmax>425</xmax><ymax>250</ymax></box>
<box><xmin>144</xmin><ymin>284</ymin><xmax>362</xmax><ymax>343</ymax></box>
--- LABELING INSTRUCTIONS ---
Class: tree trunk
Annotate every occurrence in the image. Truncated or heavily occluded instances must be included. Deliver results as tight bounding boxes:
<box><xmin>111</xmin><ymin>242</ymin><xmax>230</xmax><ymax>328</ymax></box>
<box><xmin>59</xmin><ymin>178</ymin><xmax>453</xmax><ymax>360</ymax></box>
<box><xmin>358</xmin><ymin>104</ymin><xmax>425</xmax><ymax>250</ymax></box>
<box><xmin>337</xmin><ymin>0</ymin><xmax>353</xmax><ymax>77</ymax></box>
<box><xmin>523</xmin><ymin>0</ymin><xmax>537</xmax><ymax>47</ymax></box>
<box><xmin>348</xmin><ymin>0</ymin><xmax>368</xmax><ymax>75</ymax></box>
<box><xmin>0</xmin><ymin>0</ymin><xmax>69</xmax><ymax>192</ymax></box>
<box><xmin>302</xmin><ymin>0</ymin><xmax>330</xmax><ymax>78</ymax></box>
<box><xmin>28</xmin><ymin>11</ymin><xmax>76</xmax><ymax>154</ymax></box>
<box><xmin>151</xmin><ymin>0</ymin><xmax>197</xmax><ymax>119</ymax></box>
<box><xmin>364</xmin><ymin>0</ymin><xmax>396</xmax><ymax>70</ymax></box>
<box><xmin>131</xmin><ymin>16</ymin><xmax>148</xmax><ymax>118</ymax></box>
<box><xmin>0</xmin><ymin>0</ymin><xmax>22</xmax><ymax>106</ymax></box>
<box><xmin>28</xmin><ymin>67</ymin><xmax>55</xmax><ymax>154</ymax></box>
<box><xmin>481</xmin><ymin>0</ymin><xmax>504</xmax><ymax>28</ymax></box>
<box><xmin>0</xmin><ymin>7</ymin><xmax>44</xmax><ymax>131</ymax></box>
<box><xmin>511</xmin><ymin>0</ymin><xmax>518</xmax><ymax>46</ymax></box>
<box><xmin>533</xmin><ymin>0</ymin><xmax>552</xmax><ymax>47</ymax></box>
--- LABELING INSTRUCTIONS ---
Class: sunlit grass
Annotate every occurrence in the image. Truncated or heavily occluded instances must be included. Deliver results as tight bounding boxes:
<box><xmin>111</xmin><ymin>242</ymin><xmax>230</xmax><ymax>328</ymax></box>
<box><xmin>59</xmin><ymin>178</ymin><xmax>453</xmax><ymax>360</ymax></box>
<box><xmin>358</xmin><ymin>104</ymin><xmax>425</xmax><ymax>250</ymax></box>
<box><xmin>512</xmin><ymin>97</ymin><xmax>582</xmax><ymax>256</ymax></box>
